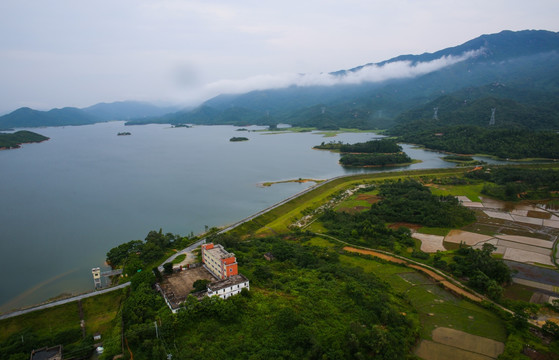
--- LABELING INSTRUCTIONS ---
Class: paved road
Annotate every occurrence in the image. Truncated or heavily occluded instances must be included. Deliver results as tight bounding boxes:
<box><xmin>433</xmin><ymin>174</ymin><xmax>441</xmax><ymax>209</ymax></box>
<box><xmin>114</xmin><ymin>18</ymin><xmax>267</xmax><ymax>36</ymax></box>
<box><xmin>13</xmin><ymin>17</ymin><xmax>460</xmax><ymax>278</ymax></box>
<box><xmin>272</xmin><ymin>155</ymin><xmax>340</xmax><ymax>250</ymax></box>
<box><xmin>157</xmin><ymin>178</ymin><xmax>341</xmax><ymax>268</ymax></box>
<box><xmin>2</xmin><ymin>181</ymin><xmax>323</xmax><ymax>321</ymax></box>
<box><xmin>0</xmin><ymin>173</ymin><xmax>393</xmax><ymax>320</ymax></box>
<box><xmin>157</xmin><ymin>239</ymin><xmax>207</xmax><ymax>272</ymax></box>
<box><xmin>0</xmin><ymin>282</ymin><xmax>130</xmax><ymax>321</ymax></box>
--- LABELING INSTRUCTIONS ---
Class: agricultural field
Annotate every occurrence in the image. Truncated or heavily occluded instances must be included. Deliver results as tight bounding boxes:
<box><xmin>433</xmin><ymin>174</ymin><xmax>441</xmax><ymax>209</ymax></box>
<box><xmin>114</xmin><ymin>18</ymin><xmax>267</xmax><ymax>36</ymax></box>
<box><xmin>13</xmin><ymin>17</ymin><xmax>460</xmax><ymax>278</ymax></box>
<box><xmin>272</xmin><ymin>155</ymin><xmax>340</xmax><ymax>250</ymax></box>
<box><xmin>416</xmin><ymin>327</ymin><xmax>504</xmax><ymax>360</ymax></box>
<box><xmin>337</xmin><ymin>252</ymin><xmax>507</xmax><ymax>353</ymax></box>
<box><xmin>4</xmin><ymin>165</ymin><xmax>559</xmax><ymax>359</ymax></box>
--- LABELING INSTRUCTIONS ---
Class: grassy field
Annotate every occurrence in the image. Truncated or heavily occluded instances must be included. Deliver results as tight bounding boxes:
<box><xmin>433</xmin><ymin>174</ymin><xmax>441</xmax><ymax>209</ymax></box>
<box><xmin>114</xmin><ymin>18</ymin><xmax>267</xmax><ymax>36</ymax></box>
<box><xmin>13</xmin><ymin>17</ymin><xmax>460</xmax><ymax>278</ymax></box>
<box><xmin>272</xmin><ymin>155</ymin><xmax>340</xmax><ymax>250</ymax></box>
<box><xmin>81</xmin><ymin>289</ymin><xmax>124</xmax><ymax>336</ymax></box>
<box><xmin>172</xmin><ymin>254</ymin><xmax>186</xmax><ymax>264</ymax></box>
<box><xmin>0</xmin><ymin>302</ymin><xmax>80</xmax><ymax>342</ymax></box>
<box><xmin>338</xmin><ymin>254</ymin><xmax>507</xmax><ymax>342</ymax></box>
<box><xmin>304</xmin><ymin>236</ymin><xmax>337</xmax><ymax>248</ymax></box>
<box><xmin>334</xmin><ymin>191</ymin><xmax>379</xmax><ymax>212</ymax></box>
<box><xmin>229</xmin><ymin>168</ymin><xmax>468</xmax><ymax>236</ymax></box>
<box><xmin>429</xmin><ymin>183</ymin><xmax>485</xmax><ymax>202</ymax></box>
<box><xmin>417</xmin><ymin>227</ymin><xmax>452</xmax><ymax>236</ymax></box>
<box><xmin>0</xmin><ymin>289</ymin><xmax>124</xmax><ymax>342</ymax></box>
<box><xmin>502</xmin><ymin>283</ymin><xmax>535</xmax><ymax>302</ymax></box>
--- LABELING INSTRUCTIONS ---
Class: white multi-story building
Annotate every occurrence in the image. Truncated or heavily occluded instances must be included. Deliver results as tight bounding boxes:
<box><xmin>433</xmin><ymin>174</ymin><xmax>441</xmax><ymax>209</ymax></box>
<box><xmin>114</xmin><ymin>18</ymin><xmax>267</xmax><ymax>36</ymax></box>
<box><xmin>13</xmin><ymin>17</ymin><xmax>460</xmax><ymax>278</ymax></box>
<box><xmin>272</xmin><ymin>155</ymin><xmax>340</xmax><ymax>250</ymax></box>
<box><xmin>206</xmin><ymin>274</ymin><xmax>250</xmax><ymax>299</ymax></box>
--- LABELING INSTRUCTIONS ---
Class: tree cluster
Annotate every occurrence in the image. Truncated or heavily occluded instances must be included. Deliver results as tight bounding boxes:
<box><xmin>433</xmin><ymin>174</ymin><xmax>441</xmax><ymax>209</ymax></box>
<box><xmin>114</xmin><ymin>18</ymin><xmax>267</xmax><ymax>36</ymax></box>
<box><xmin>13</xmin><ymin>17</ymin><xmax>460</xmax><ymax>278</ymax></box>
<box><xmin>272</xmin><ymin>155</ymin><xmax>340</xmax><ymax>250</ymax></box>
<box><xmin>339</xmin><ymin>139</ymin><xmax>402</xmax><ymax>153</ymax></box>
<box><xmin>466</xmin><ymin>166</ymin><xmax>559</xmax><ymax>201</ymax></box>
<box><xmin>321</xmin><ymin>180</ymin><xmax>476</xmax><ymax>251</ymax></box>
<box><xmin>106</xmin><ymin>229</ymin><xmax>193</xmax><ymax>275</ymax></box>
<box><xmin>447</xmin><ymin>244</ymin><xmax>512</xmax><ymax>301</ymax></box>
<box><xmin>393</xmin><ymin>122</ymin><xmax>559</xmax><ymax>159</ymax></box>
<box><xmin>339</xmin><ymin>152</ymin><xmax>412</xmax><ymax>167</ymax></box>
<box><xmin>369</xmin><ymin>180</ymin><xmax>476</xmax><ymax>228</ymax></box>
<box><xmin>110</xmin><ymin>233</ymin><xmax>419</xmax><ymax>360</ymax></box>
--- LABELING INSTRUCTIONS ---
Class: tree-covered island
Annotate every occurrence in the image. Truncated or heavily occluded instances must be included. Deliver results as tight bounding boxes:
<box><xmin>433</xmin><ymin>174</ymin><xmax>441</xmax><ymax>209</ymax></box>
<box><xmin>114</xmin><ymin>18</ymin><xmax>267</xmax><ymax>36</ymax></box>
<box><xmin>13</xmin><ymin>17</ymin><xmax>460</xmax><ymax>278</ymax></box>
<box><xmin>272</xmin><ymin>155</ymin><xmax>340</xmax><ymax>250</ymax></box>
<box><xmin>0</xmin><ymin>130</ymin><xmax>49</xmax><ymax>149</ymax></box>
<box><xmin>314</xmin><ymin>138</ymin><xmax>414</xmax><ymax>167</ymax></box>
<box><xmin>229</xmin><ymin>136</ymin><xmax>249</xmax><ymax>142</ymax></box>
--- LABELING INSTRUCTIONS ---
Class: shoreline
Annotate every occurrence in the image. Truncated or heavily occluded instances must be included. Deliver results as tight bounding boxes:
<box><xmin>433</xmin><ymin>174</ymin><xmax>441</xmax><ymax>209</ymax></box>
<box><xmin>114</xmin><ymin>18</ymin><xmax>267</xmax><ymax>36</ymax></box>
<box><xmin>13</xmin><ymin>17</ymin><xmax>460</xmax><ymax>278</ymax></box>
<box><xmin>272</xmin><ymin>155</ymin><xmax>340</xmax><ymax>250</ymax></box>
<box><xmin>4</xmin><ymin>163</ymin><xmax>559</xmax><ymax>317</ymax></box>
<box><xmin>258</xmin><ymin>178</ymin><xmax>325</xmax><ymax>187</ymax></box>
<box><xmin>403</xmin><ymin>142</ymin><xmax>559</xmax><ymax>162</ymax></box>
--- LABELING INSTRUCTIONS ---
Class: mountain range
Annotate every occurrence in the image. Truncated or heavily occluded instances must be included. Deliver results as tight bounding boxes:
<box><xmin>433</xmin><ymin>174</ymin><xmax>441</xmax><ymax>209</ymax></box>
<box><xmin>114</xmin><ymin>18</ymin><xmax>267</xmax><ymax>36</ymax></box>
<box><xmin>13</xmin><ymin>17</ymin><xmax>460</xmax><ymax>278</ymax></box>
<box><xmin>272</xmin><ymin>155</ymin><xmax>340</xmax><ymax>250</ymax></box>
<box><xmin>1</xmin><ymin>30</ymin><xmax>558</xmax><ymax>131</ymax></box>
<box><xmin>0</xmin><ymin>101</ymin><xmax>179</xmax><ymax>129</ymax></box>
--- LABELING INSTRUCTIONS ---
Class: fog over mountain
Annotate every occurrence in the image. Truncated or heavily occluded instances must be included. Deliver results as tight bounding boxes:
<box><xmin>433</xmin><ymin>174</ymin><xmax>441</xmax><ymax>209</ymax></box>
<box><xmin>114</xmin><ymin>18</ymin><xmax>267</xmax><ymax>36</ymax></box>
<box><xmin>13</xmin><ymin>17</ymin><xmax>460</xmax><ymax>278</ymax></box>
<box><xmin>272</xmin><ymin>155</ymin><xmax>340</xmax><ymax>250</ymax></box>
<box><xmin>2</xmin><ymin>30</ymin><xmax>558</xmax><ymax>130</ymax></box>
<box><xmin>204</xmin><ymin>49</ymin><xmax>483</xmax><ymax>95</ymax></box>
<box><xmin>122</xmin><ymin>30</ymin><xmax>559</xmax><ymax>130</ymax></box>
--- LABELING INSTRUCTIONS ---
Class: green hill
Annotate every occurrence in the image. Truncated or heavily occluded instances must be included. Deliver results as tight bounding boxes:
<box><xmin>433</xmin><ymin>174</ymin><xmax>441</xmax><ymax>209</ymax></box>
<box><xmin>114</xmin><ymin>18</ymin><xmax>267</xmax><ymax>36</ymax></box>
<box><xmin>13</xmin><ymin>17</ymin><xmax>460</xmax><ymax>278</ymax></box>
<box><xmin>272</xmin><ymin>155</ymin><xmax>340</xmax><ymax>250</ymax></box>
<box><xmin>0</xmin><ymin>107</ymin><xmax>100</xmax><ymax>128</ymax></box>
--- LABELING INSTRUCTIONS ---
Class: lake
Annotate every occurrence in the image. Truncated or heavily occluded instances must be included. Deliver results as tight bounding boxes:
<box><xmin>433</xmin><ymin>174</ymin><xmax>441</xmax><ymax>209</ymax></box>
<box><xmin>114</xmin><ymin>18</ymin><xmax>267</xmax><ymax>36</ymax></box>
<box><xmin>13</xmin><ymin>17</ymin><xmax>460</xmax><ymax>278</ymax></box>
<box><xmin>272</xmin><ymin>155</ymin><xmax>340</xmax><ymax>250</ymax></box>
<box><xmin>0</xmin><ymin>122</ymin><xmax>505</xmax><ymax>312</ymax></box>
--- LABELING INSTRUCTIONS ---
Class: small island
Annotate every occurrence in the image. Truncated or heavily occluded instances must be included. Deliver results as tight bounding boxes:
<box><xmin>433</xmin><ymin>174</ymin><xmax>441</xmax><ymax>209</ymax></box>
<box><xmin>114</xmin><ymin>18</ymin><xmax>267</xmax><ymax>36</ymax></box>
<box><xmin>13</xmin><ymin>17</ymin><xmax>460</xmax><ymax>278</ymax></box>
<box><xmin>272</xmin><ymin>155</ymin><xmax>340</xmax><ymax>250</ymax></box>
<box><xmin>314</xmin><ymin>138</ymin><xmax>415</xmax><ymax>167</ymax></box>
<box><xmin>339</xmin><ymin>152</ymin><xmax>413</xmax><ymax>167</ymax></box>
<box><xmin>172</xmin><ymin>124</ymin><xmax>192</xmax><ymax>128</ymax></box>
<box><xmin>0</xmin><ymin>130</ymin><xmax>49</xmax><ymax>150</ymax></box>
<box><xmin>230</xmin><ymin>137</ymin><xmax>249</xmax><ymax>142</ymax></box>
<box><xmin>117</xmin><ymin>132</ymin><xmax>131</xmax><ymax>136</ymax></box>
<box><xmin>442</xmin><ymin>155</ymin><xmax>486</xmax><ymax>166</ymax></box>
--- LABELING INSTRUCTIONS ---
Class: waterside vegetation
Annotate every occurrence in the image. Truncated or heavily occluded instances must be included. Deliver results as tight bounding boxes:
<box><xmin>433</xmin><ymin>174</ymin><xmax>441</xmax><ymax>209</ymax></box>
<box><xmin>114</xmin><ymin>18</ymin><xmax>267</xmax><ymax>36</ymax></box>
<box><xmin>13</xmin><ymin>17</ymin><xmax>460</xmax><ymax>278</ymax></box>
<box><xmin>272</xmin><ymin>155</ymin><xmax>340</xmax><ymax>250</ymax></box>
<box><xmin>314</xmin><ymin>138</ymin><xmax>414</xmax><ymax>167</ymax></box>
<box><xmin>0</xmin><ymin>131</ymin><xmax>49</xmax><ymax>149</ymax></box>
<box><xmin>2</xmin><ymin>165</ymin><xmax>559</xmax><ymax>359</ymax></box>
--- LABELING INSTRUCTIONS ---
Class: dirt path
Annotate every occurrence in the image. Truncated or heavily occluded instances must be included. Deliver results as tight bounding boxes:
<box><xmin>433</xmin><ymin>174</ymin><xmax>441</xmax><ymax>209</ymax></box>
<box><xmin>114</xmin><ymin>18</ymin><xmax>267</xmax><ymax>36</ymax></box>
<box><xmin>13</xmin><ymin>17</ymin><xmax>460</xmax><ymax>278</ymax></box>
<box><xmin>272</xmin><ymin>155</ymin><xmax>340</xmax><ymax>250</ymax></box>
<box><xmin>343</xmin><ymin>246</ymin><xmax>483</xmax><ymax>302</ymax></box>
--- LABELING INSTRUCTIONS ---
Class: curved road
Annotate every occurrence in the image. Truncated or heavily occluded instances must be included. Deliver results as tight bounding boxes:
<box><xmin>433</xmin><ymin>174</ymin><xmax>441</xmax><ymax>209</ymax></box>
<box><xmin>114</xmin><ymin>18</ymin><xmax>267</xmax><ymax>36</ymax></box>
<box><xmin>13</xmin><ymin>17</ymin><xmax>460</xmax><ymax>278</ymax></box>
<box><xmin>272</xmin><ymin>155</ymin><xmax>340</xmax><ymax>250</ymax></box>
<box><xmin>2</xmin><ymin>176</ymin><xmax>336</xmax><ymax>320</ymax></box>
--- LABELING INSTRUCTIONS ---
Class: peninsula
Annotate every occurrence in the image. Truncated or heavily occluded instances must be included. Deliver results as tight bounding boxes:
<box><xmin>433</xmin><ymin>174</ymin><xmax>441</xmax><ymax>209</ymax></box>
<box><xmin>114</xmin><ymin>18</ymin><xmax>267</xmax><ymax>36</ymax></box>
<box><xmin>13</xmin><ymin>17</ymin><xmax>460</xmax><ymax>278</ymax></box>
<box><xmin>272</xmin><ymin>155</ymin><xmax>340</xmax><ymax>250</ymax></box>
<box><xmin>0</xmin><ymin>130</ymin><xmax>49</xmax><ymax>150</ymax></box>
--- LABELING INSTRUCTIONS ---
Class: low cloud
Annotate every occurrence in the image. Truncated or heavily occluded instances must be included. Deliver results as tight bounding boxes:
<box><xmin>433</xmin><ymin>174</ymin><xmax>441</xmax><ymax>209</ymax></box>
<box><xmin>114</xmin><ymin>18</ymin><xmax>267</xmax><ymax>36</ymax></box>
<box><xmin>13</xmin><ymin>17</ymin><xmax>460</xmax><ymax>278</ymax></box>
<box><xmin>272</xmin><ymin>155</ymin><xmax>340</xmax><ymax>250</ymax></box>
<box><xmin>203</xmin><ymin>49</ymin><xmax>482</xmax><ymax>95</ymax></box>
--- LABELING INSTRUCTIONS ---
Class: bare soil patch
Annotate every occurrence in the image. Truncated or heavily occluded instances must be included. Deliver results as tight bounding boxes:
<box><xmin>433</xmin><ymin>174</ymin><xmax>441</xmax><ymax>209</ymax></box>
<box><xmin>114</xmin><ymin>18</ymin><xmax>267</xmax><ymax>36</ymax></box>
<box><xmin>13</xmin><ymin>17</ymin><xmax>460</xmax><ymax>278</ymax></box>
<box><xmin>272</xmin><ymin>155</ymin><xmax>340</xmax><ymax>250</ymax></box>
<box><xmin>527</xmin><ymin>210</ymin><xmax>551</xmax><ymax>219</ymax></box>
<box><xmin>343</xmin><ymin>247</ymin><xmax>407</xmax><ymax>264</ymax></box>
<box><xmin>444</xmin><ymin>230</ymin><xmax>494</xmax><ymax>246</ymax></box>
<box><xmin>511</xmin><ymin>215</ymin><xmax>543</xmax><ymax>226</ymax></box>
<box><xmin>412</xmin><ymin>233</ymin><xmax>446</xmax><ymax>253</ymax></box>
<box><xmin>355</xmin><ymin>194</ymin><xmax>379</xmax><ymax>204</ymax></box>
<box><xmin>336</xmin><ymin>206</ymin><xmax>368</xmax><ymax>214</ymax></box>
<box><xmin>482</xmin><ymin>210</ymin><xmax>514</xmax><ymax>221</ymax></box>
<box><xmin>495</xmin><ymin>235</ymin><xmax>553</xmax><ymax>249</ymax></box>
<box><xmin>415</xmin><ymin>340</ymin><xmax>494</xmax><ymax>360</ymax></box>
<box><xmin>387</xmin><ymin>222</ymin><xmax>422</xmax><ymax>231</ymax></box>
<box><xmin>543</xmin><ymin>219</ymin><xmax>559</xmax><ymax>228</ymax></box>
<box><xmin>432</xmin><ymin>327</ymin><xmax>504</xmax><ymax>358</ymax></box>
<box><xmin>503</xmin><ymin>248</ymin><xmax>554</xmax><ymax>266</ymax></box>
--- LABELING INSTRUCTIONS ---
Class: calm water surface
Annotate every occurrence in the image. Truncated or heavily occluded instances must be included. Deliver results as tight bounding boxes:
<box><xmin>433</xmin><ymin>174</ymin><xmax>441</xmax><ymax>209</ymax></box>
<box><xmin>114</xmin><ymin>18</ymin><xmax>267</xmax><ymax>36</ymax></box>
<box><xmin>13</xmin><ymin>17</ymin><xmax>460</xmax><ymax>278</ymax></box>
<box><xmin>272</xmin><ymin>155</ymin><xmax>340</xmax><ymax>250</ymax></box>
<box><xmin>0</xmin><ymin>122</ymin><xmax>506</xmax><ymax>312</ymax></box>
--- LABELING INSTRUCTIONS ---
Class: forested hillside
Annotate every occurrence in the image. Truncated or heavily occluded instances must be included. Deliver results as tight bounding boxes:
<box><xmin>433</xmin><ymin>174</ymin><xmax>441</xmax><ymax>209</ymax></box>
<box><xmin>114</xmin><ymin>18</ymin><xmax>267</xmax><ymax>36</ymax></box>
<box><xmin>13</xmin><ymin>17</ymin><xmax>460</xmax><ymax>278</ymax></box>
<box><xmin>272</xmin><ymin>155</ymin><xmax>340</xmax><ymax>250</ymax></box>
<box><xmin>126</xmin><ymin>30</ymin><xmax>559</xmax><ymax>130</ymax></box>
<box><xmin>392</xmin><ymin>124</ymin><xmax>559</xmax><ymax>159</ymax></box>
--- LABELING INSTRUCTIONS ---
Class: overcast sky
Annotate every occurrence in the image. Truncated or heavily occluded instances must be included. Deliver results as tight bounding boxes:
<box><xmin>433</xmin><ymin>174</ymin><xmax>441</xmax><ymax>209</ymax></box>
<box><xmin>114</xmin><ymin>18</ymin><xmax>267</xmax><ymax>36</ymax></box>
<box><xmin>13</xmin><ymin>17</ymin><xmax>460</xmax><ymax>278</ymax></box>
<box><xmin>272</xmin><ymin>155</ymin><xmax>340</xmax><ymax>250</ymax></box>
<box><xmin>0</xmin><ymin>0</ymin><xmax>558</xmax><ymax>113</ymax></box>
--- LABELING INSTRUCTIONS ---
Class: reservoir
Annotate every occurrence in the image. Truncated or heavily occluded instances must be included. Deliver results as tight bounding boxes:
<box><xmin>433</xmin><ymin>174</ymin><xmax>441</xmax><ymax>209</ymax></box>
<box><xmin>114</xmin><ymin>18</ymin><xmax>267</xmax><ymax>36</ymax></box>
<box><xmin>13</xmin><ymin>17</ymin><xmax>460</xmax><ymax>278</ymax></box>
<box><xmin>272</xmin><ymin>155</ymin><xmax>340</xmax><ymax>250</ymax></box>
<box><xmin>0</xmin><ymin>122</ymin><xmax>501</xmax><ymax>312</ymax></box>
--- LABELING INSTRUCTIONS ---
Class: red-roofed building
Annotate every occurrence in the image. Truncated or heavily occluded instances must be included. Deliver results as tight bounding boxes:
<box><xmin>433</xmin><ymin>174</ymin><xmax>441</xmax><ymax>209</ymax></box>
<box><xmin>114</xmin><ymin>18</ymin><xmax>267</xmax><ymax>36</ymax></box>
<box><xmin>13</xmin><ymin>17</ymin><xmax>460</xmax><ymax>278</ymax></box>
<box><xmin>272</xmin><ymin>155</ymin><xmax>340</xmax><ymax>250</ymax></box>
<box><xmin>201</xmin><ymin>243</ymin><xmax>238</xmax><ymax>280</ymax></box>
